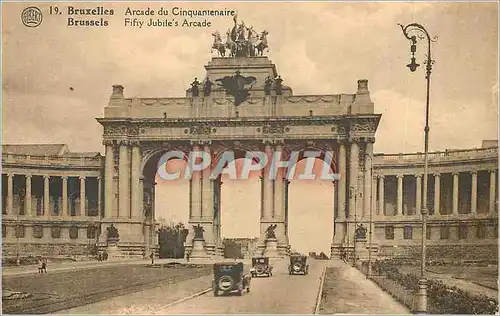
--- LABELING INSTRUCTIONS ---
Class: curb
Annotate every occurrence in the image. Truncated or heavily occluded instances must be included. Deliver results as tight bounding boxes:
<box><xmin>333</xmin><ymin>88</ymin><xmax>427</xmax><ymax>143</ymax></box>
<box><xmin>162</xmin><ymin>287</ymin><xmax>212</xmax><ymax>309</ymax></box>
<box><xmin>313</xmin><ymin>263</ymin><xmax>327</xmax><ymax>314</ymax></box>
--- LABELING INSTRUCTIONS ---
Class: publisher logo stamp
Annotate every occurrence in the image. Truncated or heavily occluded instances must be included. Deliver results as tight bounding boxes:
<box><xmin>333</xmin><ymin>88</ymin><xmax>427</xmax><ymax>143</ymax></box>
<box><xmin>21</xmin><ymin>6</ymin><xmax>43</xmax><ymax>27</ymax></box>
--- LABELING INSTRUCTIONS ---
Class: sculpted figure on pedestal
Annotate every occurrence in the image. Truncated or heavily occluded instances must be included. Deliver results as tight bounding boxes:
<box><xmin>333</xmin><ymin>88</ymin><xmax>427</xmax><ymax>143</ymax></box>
<box><xmin>265</xmin><ymin>224</ymin><xmax>277</xmax><ymax>239</ymax></box>
<box><xmin>193</xmin><ymin>224</ymin><xmax>205</xmax><ymax>240</ymax></box>
<box><xmin>355</xmin><ymin>224</ymin><xmax>367</xmax><ymax>240</ymax></box>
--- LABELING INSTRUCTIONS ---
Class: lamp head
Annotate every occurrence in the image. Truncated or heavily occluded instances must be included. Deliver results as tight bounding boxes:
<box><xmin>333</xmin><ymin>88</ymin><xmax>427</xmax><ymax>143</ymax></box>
<box><xmin>407</xmin><ymin>57</ymin><xmax>420</xmax><ymax>72</ymax></box>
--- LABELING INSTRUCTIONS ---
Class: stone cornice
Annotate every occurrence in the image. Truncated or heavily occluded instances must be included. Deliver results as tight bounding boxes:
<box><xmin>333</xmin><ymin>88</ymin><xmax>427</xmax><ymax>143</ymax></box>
<box><xmin>97</xmin><ymin>114</ymin><xmax>381</xmax><ymax>129</ymax></box>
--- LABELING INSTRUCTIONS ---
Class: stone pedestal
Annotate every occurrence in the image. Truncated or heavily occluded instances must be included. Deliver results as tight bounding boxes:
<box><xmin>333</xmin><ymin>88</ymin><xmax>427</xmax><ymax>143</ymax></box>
<box><xmin>190</xmin><ymin>238</ymin><xmax>209</xmax><ymax>259</ymax></box>
<box><xmin>263</xmin><ymin>238</ymin><xmax>281</xmax><ymax>258</ymax></box>
<box><xmin>354</xmin><ymin>238</ymin><xmax>368</xmax><ymax>261</ymax></box>
<box><xmin>107</xmin><ymin>238</ymin><xmax>123</xmax><ymax>259</ymax></box>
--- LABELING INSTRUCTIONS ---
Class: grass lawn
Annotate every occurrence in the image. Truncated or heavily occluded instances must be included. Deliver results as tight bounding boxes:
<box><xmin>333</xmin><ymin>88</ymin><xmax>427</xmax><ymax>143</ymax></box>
<box><xmin>2</xmin><ymin>263</ymin><xmax>211</xmax><ymax>314</ymax></box>
<box><xmin>427</xmin><ymin>265</ymin><xmax>498</xmax><ymax>290</ymax></box>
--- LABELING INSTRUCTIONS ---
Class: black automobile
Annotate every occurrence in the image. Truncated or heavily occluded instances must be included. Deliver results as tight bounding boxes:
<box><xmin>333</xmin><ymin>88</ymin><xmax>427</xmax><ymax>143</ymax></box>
<box><xmin>212</xmin><ymin>262</ymin><xmax>251</xmax><ymax>296</ymax></box>
<box><xmin>288</xmin><ymin>255</ymin><xmax>309</xmax><ymax>275</ymax></box>
<box><xmin>250</xmin><ymin>257</ymin><xmax>273</xmax><ymax>277</ymax></box>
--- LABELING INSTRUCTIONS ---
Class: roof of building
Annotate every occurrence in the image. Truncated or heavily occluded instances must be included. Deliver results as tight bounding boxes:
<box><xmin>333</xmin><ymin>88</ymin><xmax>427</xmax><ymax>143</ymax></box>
<box><xmin>2</xmin><ymin>144</ymin><xmax>100</xmax><ymax>157</ymax></box>
<box><xmin>482</xmin><ymin>140</ymin><xmax>499</xmax><ymax>148</ymax></box>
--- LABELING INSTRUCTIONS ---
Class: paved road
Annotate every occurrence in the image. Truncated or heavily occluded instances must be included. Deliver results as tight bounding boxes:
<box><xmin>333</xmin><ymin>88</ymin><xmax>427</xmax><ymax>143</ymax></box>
<box><xmin>161</xmin><ymin>259</ymin><xmax>325</xmax><ymax>314</ymax></box>
<box><xmin>59</xmin><ymin>258</ymin><xmax>324</xmax><ymax>314</ymax></box>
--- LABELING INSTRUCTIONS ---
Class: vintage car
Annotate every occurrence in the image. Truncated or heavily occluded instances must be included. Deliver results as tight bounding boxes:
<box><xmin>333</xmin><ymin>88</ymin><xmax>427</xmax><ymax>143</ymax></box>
<box><xmin>250</xmin><ymin>257</ymin><xmax>273</xmax><ymax>277</ymax></box>
<box><xmin>212</xmin><ymin>262</ymin><xmax>251</xmax><ymax>296</ymax></box>
<box><xmin>288</xmin><ymin>255</ymin><xmax>309</xmax><ymax>275</ymax></box>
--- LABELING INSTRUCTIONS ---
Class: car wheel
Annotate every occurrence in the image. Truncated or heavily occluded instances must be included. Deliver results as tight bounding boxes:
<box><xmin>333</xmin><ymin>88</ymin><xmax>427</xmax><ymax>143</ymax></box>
<box><xmin>246</xmin><ymin>287</ymin><xmax>250</xmax><ymax>293</ymax></box>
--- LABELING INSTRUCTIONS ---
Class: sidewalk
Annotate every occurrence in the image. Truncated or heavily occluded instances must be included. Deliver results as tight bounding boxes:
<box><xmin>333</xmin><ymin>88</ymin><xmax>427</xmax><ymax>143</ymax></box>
<box><xmin>320</xmin><ymin>260</ymin><xmax>410</xmax><ymax>314</ymax></box>
<box><xmin>2</xmin><ymin>258</ymin><xmax>214</xmax><ymax>277</ymax></box>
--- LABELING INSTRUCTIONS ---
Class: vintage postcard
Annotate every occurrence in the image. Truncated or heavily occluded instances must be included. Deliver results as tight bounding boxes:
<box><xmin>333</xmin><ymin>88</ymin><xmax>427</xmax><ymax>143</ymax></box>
<box><xmin>2</xmin><ymin>1</ymin><xmax>498</xmax><ymax>314</ymax></box>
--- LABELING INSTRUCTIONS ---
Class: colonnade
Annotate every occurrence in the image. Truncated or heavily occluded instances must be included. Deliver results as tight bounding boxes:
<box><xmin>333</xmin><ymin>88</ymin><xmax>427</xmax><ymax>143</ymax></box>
<box><xmin>375</xmin><ymin>170</ymin><xmax>497</xmax><ymax>217</ymax></box>
<box><xmin>2</xmin><ymin>173</ymin><xmax>101</xmax><ymax>218</ymax></box>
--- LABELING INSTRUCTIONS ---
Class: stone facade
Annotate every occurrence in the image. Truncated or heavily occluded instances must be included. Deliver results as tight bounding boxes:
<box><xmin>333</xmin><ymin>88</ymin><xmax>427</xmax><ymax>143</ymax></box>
<box><xmin>2</xmin><ymin>56</ymin><xmax>498</xmax><ymax>262</ymax></box>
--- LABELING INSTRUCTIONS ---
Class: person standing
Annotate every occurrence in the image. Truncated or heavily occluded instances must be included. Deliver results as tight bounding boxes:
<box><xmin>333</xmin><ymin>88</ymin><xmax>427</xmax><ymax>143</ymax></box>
<box><xmin>150</xmin><ymin>252</ymin><xmax>154</xmax><ymax>265</ymax></box>
<box><xmin>41</xmin><ymin>258</ymin><xmax>47</xmax><ymax>274</ymax></box>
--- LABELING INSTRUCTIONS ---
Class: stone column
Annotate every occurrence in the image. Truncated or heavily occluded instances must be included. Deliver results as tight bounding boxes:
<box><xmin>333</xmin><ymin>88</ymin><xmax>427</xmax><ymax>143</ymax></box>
<box><xmin>80</xmin><ymin>176</ymin><xmax>86</xmax><ymax>216</ymax></box>
<box><xmin>62</xmin><ymin>176</ymin><xmax>68</xmax><ymax>216</ymax></box>
<box><xmin>118</xmin><ymin>140</ymin><xmax>130</xmax><ymax>218</ymax></box>
<box><xmin>138</xmin><ymin>176</ymin><xmax>144</xmax><ymax>220</ymax></box>
<box><xmin>452</xmin><ymin>172</ymin><xmax>459</xmax><ymax>215</ymax></box>
<box><xmin>471</xmin><ymin>171</ymin><xmax>477</xmax><ymax>215</ymax></box>
<box><xmin>97</xmin><ymin>176</ymin><xmax>102</xmax><ymax>217</ymax></box>
<box><xmin>274</xmin><ymin>143</ymin><xmax>285</xmax><ymax>221</ymax></box>
<box><xmin>489</xmin><ymin>170</ymin><xmax>496</xmax><ymax>214</ymax></box>
<box><xmin>202</xmin><ymin>143</ymin><xmax>214</xmax><ymax>221</ymax></box>
<box><xmin>363</xmin><ymin>142</ymin><xmax>373</xmax><ymax>218</ymax></box>
<box><xmin>338</xmin><ymin>142</ymin><xmax>347</xmax><ymax>220</ymax></box>
<box><xmin>43</xmin><ymin>175</ymin><xmax>50</xmax><ymax>218</ymax></box>
<box><xmin>25</xmin><ymin>174</ymin><xmax>32</xmax><ymax>216</ymax></box>
<box><xmin>104</xmin><ymin>141</ymin><xmax>114</xmax><ymax>218</ymax></box>
<box><xmin>130</xmin><ymin>142</ymin><xmax>141</xmax><ymax>219</ymax></box>
<box><xmin>397</xmin><ymin>174</ymin><xmax>403</xmax><ymax>215</ymax></box>
<box><xmin>415</xmin><ymin>174</ymin><xmax>422</xmax><ymax>216</ymax></box>
<box><xmin>190</xmin><ymin>143</ymin><xmax>202</xmax><ymax>220</ymax></box>
<box><xmin>434</xmin><ymin>173</ymin><xmax>440</xmax><ymax>215</ymax></box>
<box><xmin>6</xmin><ymin>173</ymin><xmax>13</xmax><ymax>215</ymax></box>
<box><xmin>262</xmin><ymin>142</ymin><xmax>274</xmax><ymax>220</ymax></box>
<box><xmin>348</xmin><ymin>141</ymin><xmax>359</xmax><ymax>219</ymax></box>
<box><xmin>378</xmin><ymin>175</ymin><xmax>385</xmax><ymax>215</ymax></box>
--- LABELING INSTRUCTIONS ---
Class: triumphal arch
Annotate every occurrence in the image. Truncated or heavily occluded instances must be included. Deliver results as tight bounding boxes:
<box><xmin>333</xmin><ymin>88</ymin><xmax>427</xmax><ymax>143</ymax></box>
<box><xmin>97</xmin><ymin>18</ymin><xmax>381</xmax><ymax>258</ymax></box>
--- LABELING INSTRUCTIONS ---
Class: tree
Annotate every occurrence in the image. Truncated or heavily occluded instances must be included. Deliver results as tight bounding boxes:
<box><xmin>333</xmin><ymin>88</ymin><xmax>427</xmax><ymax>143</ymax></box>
<box><xmin>223</xmin><ymin>239</ymin><xmax>244</xmax><ymax>259</ymax></box>
<box><xmin>158</xmin><ymin>222</ymin><xmax>189</xmax><ymax>259</ymax></box>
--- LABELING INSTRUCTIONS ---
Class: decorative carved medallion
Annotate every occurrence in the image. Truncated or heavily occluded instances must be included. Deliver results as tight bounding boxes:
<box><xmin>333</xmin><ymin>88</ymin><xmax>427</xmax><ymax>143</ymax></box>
<box><xmin>262</xmin><ymin>124</ymin><xmax>287</xmax><ymax>134</ymax></box>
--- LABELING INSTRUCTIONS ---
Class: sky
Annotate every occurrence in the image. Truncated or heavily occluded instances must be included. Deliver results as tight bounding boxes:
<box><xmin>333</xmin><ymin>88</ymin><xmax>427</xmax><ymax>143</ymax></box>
<box><xmin>2</xmin><ymin>2</ymin><xmax>498</xmax><ymax>254</ymax></box>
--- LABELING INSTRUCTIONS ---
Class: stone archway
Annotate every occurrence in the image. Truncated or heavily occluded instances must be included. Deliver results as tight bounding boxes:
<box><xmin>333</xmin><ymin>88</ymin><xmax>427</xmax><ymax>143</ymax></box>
<box><xmin>97</xmin><ymin>55</ymin><xmax>380</xmax><ymax>259</ymax></box>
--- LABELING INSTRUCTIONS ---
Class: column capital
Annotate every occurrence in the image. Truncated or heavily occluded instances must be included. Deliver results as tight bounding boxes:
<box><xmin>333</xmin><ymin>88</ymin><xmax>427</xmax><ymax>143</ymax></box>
<box><xmin>415</xmin><ymin>174</ymin><xmax>423</xmax><ymax>178</ymax></box>
<box><xmin>97</xmin><ymin>176</ymin><xmax>102</xmax><ymax>180</ymax></box>
<box><xmin>129</xmin><ymin>140</ymin><xmax>140</xmax><ymax>147</ymax></box>
<box><xmin>489</xmin><ymin>169</ymin><xmax>497</xmax><ymax>174</ymax></box>
<box><xmin>61</xmin><ymin>175</ymin><xmax>68</xmax><ymax>180</ymax></box>
<box><xmin>470</xmin><ymin>170</ymin><xmax>478</xmax><ymax>175</ymax></box>
<box><xmin>79</xmin><ymin>176</ymin><xmax>86</xmax><ymax>180</ymax></box>
<box><xmin>43</xmin><ymin>175</ymin><xmax>50</xmax><ymax>180</ymax></box>
<box><xmin>452</xmin><ymin>172</ymin><xmax>460</xmax><ymax>176</ymax></box>
<box><xmin>117</xmin><ymin>139</ymin><xmax>129</xmax><ymax>146</ymax></box>
<box><xmin>6</xmin><ymin>172</ymin><xmax>14</xmax><ymax>178</ymax></box>
<box><xmin>396</xmin><ymin>174</ymin><xmax>404</xmax><ymax>179</ymax></box>
<box><xmin>377</xmin><ymin>174</ymin><xmax>385</xmax><ymax>179</ymax></box>
<box><xmin>103</xmin><ymin>139</ymin><xmax>114</xmax><ymax>146</ymax></box>
<box><xmin>25</xmin><ymin>173</ymin><xmax>32</xmax><ymax>179</ymax></box>
<box><xmin>433</xmin><ymin>172</ymin><xmax>441</xmax><ymax>177</ymax></box>
<box><xmin>364</xmin><ymin>137</ymin><xmax>376</xmax><ymax>144</ymax></box>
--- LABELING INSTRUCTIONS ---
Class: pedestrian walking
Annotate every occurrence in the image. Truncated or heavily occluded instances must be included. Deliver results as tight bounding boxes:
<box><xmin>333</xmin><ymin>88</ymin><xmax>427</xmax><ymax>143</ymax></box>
<box><xmin>186</xmin><ymin>251</ymin><xmax>191</xmax><ymax>262</ymax></box>
<box><xmin>38</xmin><ymin>258</ymin><xmax>43</xmax><ymax>274</ymax></box>
<box><xmin>41</xmin><ymin>258</ymin><xmax>47</xmax><ymax>274</ymax></box>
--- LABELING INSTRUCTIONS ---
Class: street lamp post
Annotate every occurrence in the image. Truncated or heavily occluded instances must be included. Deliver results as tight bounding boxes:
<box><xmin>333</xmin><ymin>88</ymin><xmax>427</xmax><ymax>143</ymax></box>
<box><xmin>399</xmin><ymin>22</ymin><xmax>436</xmax><ymax>314</ymax></box>
<box><xmin>367</xmin><ymin>154</ymin><xmax>374</xmax><ymax>278</ymax></box>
